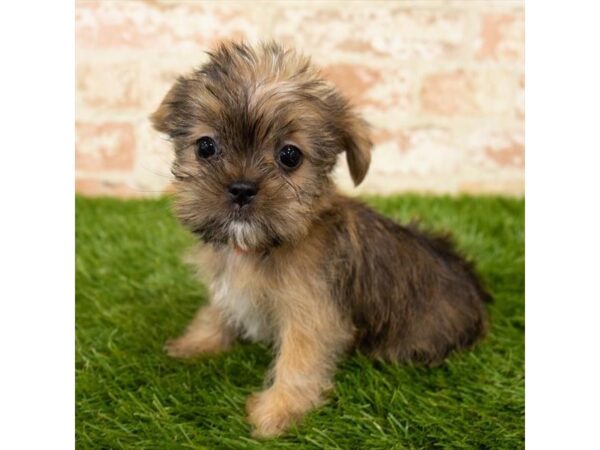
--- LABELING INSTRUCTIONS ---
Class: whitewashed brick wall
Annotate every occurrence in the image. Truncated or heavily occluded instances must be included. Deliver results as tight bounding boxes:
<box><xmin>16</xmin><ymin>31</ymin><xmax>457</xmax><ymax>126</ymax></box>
<box><xmin>76</xmin><ymin>0</ymin><xmax>524</xmax><ymax>197</ymax></box>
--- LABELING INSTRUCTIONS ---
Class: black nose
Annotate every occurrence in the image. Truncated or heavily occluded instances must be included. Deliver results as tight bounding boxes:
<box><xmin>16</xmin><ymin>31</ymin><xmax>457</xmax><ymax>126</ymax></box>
<box><xmin>228</xmin><ymin>181</ymin><xmax>258</xmax><ymax>206</ymax></box>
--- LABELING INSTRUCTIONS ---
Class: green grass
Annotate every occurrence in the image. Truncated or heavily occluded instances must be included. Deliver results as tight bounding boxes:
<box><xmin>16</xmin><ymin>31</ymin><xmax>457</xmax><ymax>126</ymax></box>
<box><xmin>76</xmin><ymin>195</ymin><xmax>524</xmax><ymax>449</ymax></box>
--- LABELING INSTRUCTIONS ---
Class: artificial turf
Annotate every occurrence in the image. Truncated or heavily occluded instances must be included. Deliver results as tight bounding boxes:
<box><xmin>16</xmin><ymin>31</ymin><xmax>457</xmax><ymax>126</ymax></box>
<box><xmin>75</xmin><ymin>195</ymin><xmax>524</xmax><ymax>449</ymax></box>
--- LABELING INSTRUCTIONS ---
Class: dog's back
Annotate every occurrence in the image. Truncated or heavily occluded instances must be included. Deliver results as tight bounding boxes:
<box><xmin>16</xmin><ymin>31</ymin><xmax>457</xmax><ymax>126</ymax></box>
<box><xmin>323</xmin><ymin>196</ymin><xmax>491</xmax><ymax>365</ymax></box>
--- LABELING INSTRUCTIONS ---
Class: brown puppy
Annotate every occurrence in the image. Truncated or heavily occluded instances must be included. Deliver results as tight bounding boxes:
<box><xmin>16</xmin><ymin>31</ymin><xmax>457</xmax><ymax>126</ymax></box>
<box><xmin>152</xmin><ymin>41</ymin><xmax>491</xmax><ymax>438</ymax></box>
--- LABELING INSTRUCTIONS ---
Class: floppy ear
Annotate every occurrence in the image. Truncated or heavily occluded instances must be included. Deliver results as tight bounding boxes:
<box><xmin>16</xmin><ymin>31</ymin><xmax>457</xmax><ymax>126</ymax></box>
<box><xmin>150</xmin><ymin>82</ymin><xmax>182</xmax><ymax>137</ymax></box>
<box><xmin>343</xmin><ymin>114</ymin><xmax>373</xmax><ymax>186</ymax></box>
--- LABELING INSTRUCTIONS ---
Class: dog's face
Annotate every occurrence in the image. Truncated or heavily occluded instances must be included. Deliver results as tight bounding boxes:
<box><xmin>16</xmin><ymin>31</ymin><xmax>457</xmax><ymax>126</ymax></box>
<box><xmin>151</xmin><ymin>42</ymin><xmax>372</xmax><ymax>251</ymax></box>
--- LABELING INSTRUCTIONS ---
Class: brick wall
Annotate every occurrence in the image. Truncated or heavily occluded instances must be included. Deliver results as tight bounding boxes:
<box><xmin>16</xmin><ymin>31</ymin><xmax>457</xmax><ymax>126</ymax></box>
<box><xmin>75</xmin><ymin>0</ymin><xmax>524</xmax><ymax>197</ymax></box>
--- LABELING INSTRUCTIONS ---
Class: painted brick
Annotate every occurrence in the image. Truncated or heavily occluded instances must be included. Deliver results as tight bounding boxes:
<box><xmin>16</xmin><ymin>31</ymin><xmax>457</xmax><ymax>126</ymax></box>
<box><xmin>271</xmin><ymin>5</ymin><xmax>467</xmax><ymax>63</ymax></box>
<box><xmin>77</xmin><ymin>60</ymin><xmax>143</xmax><ymax>111</ymax></box>
<box><xmin>76</xmin><ymin>122</ymin><xmax>136</xmax><ymax>171</ymax></box>
<box><xmin>516</xmin><ymin>72</ymin><xmax>525</xmax><ymax>119</ymax></box>
<box><xmin>322</xmin><ymin>64</ymin><xmax>382</xmax><ymax>102</ymax></box>
<box><xmin>467</xmin><ymin>127</ymin><xmax>525</xmax><ymax>170</ymax></box>
<box><xmin>75</xmin><ymin>0</ymin><xmax>524</xmax><ymax>197</ymax></box>
<box><xmin>420</xmin><ymin>69</ymin><xmax>515</xmax><ymax>117</ymax></box>
<box><xmin>475</xmin><ymin>12</ymin><xmax>524</xmax><ymax>61</ymax></box>
<box><xmin>76</xmin><ymin>1</ymin><xmax>262</xmax><ymax>51</ymax></box>
<box><xmin>75</xmin><ymin>178</ymin><xmax>135</xmax><ymax>197</ymax></box>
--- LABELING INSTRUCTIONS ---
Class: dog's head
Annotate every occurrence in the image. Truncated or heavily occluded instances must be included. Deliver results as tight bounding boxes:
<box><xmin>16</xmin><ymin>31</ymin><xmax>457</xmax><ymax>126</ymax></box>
<box><xmin>151</xmin><ymin>42</ymin><xmax>372</xmax><ymax>251</ymax></box>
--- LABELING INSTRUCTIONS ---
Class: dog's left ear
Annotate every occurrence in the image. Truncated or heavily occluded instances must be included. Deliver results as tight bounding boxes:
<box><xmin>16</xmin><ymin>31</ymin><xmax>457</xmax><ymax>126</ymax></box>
<box><xmin>342</xmin><ymin>113</ymin><xmax>373</xmax><ymax>186</ymax></box>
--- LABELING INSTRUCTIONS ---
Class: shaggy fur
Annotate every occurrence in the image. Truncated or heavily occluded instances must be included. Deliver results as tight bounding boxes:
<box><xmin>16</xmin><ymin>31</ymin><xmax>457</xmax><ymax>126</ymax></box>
<box><xmin>152</xmin><ymin>41</ymin><xmax>491</xmax><ymax>438</ymax></box>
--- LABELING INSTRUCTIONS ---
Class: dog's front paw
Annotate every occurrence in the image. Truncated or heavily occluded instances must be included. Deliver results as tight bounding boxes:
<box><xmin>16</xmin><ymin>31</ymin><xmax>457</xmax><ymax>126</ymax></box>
<box><xmin>246</xmin><ymin>389</ymin><xmax>304</xmax><ymax>438</ymax></box>
<box><xmin>164</xmin><ymin>334</ymin><xmax>226</xmax><ymax>359</ymax></box>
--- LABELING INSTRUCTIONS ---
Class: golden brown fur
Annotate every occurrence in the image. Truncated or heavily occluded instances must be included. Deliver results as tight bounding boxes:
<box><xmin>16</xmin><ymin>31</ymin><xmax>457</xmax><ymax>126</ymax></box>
<box><xmin>152</xmin><ymin>41</ymin><xmax>490</xmax><ymax>438</ymax></box>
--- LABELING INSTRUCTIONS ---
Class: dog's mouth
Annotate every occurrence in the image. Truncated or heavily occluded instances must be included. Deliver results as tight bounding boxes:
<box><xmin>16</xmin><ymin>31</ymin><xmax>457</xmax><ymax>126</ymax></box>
<box><xmin>230</xmin><ymin>204</ymin><xmax>254</xmax><ymax>221</ymax></box>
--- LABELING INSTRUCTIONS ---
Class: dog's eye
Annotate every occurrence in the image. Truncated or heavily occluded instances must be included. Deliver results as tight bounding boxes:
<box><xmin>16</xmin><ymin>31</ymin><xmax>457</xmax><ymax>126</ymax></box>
<box><xmin>196</xmin><ymin>136</ymin><xmax>217</xmax><ymax>159</ymax></box>
<box><xmin>277</xmin><ymin>145</ymin><xmax>303</xmax><ymax>170</ymax></box>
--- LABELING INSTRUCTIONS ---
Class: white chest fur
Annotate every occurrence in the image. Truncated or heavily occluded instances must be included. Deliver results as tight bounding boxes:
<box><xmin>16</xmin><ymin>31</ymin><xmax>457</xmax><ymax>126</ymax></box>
<box><xmin>209</xmin><ymin>252</ymin><xmax>273</xmax><ymax>342</ymax></box>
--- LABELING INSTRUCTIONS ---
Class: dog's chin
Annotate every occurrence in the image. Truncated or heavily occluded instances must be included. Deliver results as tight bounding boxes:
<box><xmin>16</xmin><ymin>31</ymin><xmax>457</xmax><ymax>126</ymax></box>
<box><xmin>227</xmin><ymin>216</ymin><xmax>288</xmax><ymax>252</ymax></box>
<box><xmin>228</xmin><ymin>220</ymin><xmax>262</xmax><ymax>251</ymax></box>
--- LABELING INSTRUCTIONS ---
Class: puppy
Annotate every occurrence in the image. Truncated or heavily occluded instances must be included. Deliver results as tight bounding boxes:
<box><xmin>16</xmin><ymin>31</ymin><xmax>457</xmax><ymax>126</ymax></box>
<box><xmin>152</xmin><ymin>41</ymin><xmax>491</xmax><ymax>438</ymax></box>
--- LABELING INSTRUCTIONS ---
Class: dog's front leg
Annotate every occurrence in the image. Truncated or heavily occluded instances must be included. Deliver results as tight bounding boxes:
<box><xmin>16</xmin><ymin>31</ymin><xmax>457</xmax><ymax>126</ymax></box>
<box><xmin>246</xmin><ymin>300</ymin><xmax>352</xmax><ymax>437</ymax></box>
<box><xmin>165</xmin><ymin>304</ymin><xmax>235</xmax><ymax>358</ymax></box>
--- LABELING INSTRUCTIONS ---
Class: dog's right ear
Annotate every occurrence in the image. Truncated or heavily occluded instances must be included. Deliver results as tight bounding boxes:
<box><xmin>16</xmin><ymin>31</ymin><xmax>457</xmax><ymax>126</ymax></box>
<box><xmin>150</xmin><ymin>81</ymin><xmax>183</xmax><ymax>137</ymax></box>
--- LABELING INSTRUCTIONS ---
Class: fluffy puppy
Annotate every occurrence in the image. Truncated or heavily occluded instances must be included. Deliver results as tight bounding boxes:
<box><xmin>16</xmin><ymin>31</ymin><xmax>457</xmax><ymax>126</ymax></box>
<box><xmin>152</xmin><ymin>41</ymin><xmax>491</xmax><ymax>438</ymax></box>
